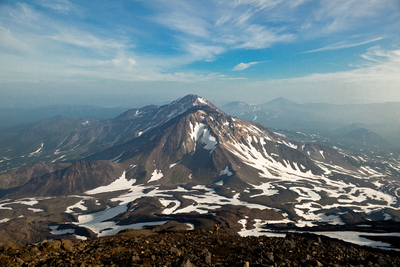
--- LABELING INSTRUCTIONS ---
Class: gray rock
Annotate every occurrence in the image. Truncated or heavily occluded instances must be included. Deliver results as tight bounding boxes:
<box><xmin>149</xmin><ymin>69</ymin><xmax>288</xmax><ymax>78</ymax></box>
<box><xmin>377</xmin><ymin>257</ymin><xmax>387</xmax><ymax>266</ymax></box>
<box><xmin>284</xmin><ymin>239</ymin><xmax>296</xmax><ymax>248</ymax></box>
<box><xmin>177</xmin><ymin>259</ymin><xmax>195</xmax><ymax>267</ymax></box>
<box><xmin>170</xmin><ymin>246</ymin><xmax>182</xmax><ymax>256</ymax></box>
<box><xmin>202</xmin><ymin>248</ymin><xmax>211</xmax><ymax>257</ymax></box>
<box><xmin>205</xmin><ymin>254</ymin><xmax>212</xmax><ymax>264</ymax></box>
<box><xmin>132</xmin><ymin>255</ymin><xmax>140</xmax><ymax>261</ymax></box>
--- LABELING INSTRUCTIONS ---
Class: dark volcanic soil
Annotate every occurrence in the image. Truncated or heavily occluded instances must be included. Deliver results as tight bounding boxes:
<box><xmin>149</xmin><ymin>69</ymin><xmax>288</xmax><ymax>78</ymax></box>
<box><xmin>1</xmin><ymin>226</ymin><xmax>399</xmax><ymax>267</ymax></box>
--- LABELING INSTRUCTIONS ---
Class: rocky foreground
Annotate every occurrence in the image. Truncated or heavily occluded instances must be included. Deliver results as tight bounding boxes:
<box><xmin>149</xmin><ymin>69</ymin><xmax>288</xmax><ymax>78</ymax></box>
<box><xmin>1</xmin><ymin>227</ymin><xmax>399</xmax><ymax>267</ymax></box>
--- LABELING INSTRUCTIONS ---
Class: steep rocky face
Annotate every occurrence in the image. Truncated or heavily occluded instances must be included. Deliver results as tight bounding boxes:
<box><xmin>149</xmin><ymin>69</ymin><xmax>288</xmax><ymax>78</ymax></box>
<box><xmin>8</xmin><ymin>160</ymin><xmax>125</xmax><ymax>198</ymax></box>
<box><xmin>0</xmin><ymin>161</ymin><xmax>71</xmax><ymax>189</ymax></box>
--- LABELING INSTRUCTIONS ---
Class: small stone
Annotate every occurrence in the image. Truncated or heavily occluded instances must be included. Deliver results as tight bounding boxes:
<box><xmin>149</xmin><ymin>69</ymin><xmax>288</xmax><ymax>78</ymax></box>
<box><xmin>44</xmin><ymin>240</ymin><xmax>62</xmax><ymax>250</ymax></box>
<box><xmin>202</xmin><ymin>248</ymin><xmax>211</xmax><ymax>257</ymax></box>
<box><xmin>19</xmin><ymin>251</ymin><xmax>32</xmax><ymax>262</ymax></box>
<box><xmin>377</xmin><ymin>257</ymin><xmax>387</xmax><ymax>266</ymax></box>
<box><xmin>31</xmin><ymin>247</ymin><xmax>40</xmax><ymax>254</ymax></box>
<box><xmin>243</xmin><ymin>262</ymin><xmax>250</xmax><ymax>267</ymax></box>
<box><xmin>178</xmin><ymin>259</ymin><xmax>194</xmax><ymax>267</ymax></box>
<box><xmin>170</xmin><ymin>246</ymin><xmax>181</xmax><ymax>256</ymax></box>
<box><xmin>132</xmin><ymin>255</ymin><xmax>140</xmax><ymax>261</ymax></box>
<box><xmin>284</xmin><ymin>239</ymin><xmax>296</xmax><ymax>248</ymax></box>
<box><xmin>62</xmin><ymin>239</ymin><xmax>74</xmax><ymax>252</ymax></box>
<box><xmin>308</xmin><ymin>259</ymin><xmax>323</xmax><ymax>266</ymax></box>
<box><xmin>285</xmin><ymin>233</ymin><xmax>295</xmax><ymax>239</ymax></box>
<box><xmin>205</xmin><ymin>255</ymin><xmax>212</xmax><ymax>264</ymax></box>
<box><xmin>14</xmin><ymin>257</ymin><xmax>24</xmax><ymax>264</ymax></box>
<box><xmin>266</xmin><ymin>252</ymin><xmax>274</xmax><ymax>262</ymax></box>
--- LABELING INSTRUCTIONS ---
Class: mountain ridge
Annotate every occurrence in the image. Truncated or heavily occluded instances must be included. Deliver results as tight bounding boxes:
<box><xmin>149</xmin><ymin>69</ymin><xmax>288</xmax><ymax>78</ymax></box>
<box><xmin>0</xmin><ymin>94</ymin><xmax>399</xmax><ymax>248</ymax></box>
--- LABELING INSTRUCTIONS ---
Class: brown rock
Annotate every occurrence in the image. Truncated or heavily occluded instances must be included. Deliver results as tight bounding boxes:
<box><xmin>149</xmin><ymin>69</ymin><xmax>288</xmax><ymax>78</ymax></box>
<box><xmin>132</xmin><ymin>255</ymin><xmax>140</xmax><ymax>261</ymax></box>
<box><xmin>45</xmin><ymin>240</ymin><xmax>62</xmax><ymax>250</ymax></box>
<box><xmin>178</xmin><ymin>259</ymin><xmax>195</xmax><ymax>267</ymax></box>
<box><xmin>61</xmin><ymin>239</ymin><xmax>74</xmax><ymax>252</ymax></box>
<box><xmin>18</xmin><ymin>251</ymin><xmax>32</xmax><ymax>262</ymax></box>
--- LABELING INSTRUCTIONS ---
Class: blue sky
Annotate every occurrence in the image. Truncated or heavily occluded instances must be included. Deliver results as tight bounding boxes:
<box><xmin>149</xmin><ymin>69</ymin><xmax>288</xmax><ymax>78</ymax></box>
<box><xmin>0</xmin><ymin>0</ymin><xmax>399</xmax><ymax>108</ymax></box>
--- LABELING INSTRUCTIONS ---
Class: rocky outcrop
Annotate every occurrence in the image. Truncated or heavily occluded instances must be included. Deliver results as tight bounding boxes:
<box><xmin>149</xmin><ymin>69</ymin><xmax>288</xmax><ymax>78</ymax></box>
<box><xmin>0</xmin><ymin>229</ymin><xmax>399</xmax><ymax>266</ymax></box>
<box><xmin>8</xmin><ymin>160</ymin><xmax>125</xmax><ymax>198</ymax></box>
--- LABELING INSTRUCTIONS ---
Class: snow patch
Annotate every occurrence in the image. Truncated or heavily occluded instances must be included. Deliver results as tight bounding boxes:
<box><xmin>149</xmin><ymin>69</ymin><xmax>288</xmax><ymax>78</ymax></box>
<box><xmin>28</xmin><ymin>207</ymin><xmax>43</xmax><ymax>212</ymax></box>
<box><xmin>148</xmin><ymin>169</ymin><xmax>164</xmax><ymax>183</ymax></box>
<box><xmin>220</xmin><ymin>166</ymin><xmax>233</xmax><ymax>176</ymax></box>
<box><xmin>28</xmin><ymin>143</ymin><xmax>44</xmax><ymax>157</ymax></box>
<box><xmin>86</xmin><ymin>171</ymin><xmax>134</xmax><ymax>194</ymax></box>
<box><xmin>201</xmin><ymin>128</ymin><xmax>218</xmax><ymax>154</ymax></box>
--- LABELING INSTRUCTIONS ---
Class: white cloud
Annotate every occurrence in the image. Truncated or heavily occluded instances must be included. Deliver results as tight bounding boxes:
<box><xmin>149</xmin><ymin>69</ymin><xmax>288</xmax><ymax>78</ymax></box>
<box><xmin>303</xmin><ymin>37</ymin><xmax>383</xmax><ymax>53</ymax></box>
<box><xmin>237</xmin><ymin>24</ymin><xmax>294</xmax><ymax>49</ymax></box>
<box><xmin>48</xmin><ymin>29</ymin><xmax>129</xmax><ymax>51</ymax></box>
<box><xmin>0</xmin><ymin>26</ymin><xmax>36</xmax><ymax>55</ymax></box>
<box><xmin>38</xmin><ymin>0</ymin><xmax>73</xmax><ymax>14</ymax></box>
<box><xmin>279</xmin><ymin>48</ymin><xmax>400</xmax><ymax>84</ymax></box>
<box><xmin>11</xmin><ymin>3</ymin><xmax>40</xmax><ymax>22</ymax></box>
<box><xmin>184</xmin><ymin>43</ymin><xmax>225</xmax><ymax>61</ymax></box>
<box><xmin>232</xmin><ymin>61</ymin><xmax>259</xmax><ymax>71</ymax></box>
<box><xmin>311</xmin><ymin>0</ymin><xmax>399</xmax><ymax>35</ymax></box>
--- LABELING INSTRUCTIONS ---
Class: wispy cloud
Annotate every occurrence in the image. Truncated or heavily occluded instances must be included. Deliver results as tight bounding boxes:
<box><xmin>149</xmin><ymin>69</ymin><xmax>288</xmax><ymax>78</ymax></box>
<box><xmin>48</xmin><ymin>29</ymin><xmax>129</xmax><ymax>51</ymax></box>
<box><xmin>37</xmin><ymin>0</ymin><xmax>73</xmax><ymax>14</ymax></box>
<box><xmin>303</xmin><ymin>37</ymin><xmax>383</xmax><ymax>53</ymax></box>
<box><xmin>280</xmin><ymin>48</ymin><xmax>400</xmax><ymax>84</ymax></box>
<box><xmin>236</xmin><ymin>24</ymin><xmax>294</xmax><ymax>49</ymax></box>
<box><xmin>232</xmin><ymin>61</ymin><xmax>264</xmax><ymax>71</ymax></box>
<box><xmin>0</xmin><ymin>26</ymin><xmax>37</xmax><ymax>55</ymax></box>
<box><xmin>184</xmin><ymin>43</ymin><xmax>225</xmax><ymax>62</ymax></box>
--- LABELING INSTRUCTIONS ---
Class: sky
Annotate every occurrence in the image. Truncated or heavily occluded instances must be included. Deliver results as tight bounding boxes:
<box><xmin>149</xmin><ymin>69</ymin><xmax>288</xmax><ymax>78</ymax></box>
<box><xmin>0</xmin><ymin>0</ymin><xmax>400</xmax><ymax>108</ymax></box>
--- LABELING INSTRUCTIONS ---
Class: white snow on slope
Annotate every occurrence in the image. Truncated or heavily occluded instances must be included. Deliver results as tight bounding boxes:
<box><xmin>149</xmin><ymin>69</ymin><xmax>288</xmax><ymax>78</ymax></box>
<box><xmin>76</xmin><ymin>201</ymin><xmax>168</xmax><ymax>237</ymax></box>
<box><xmin>28</xmin><ymin>143</ymin><xmax>44</xmax><ymax>157</ymax></box>
<box><xmin>189</xmin><ymin>122</ymin><xmax>206</xmax><ymax>145</ymax></box>
<box><xmin>148</xmin><ymin>169</ymin><xmax>163</xmax><ymax>183</ymax></box>
<box><xmin>49</xmin><ymin>226</ymin><xmax>75</xmax><ymax>236</ymax></box>
<box><xmin>109</xmin><ymin>151</ymin><xmax>125</xmax><ymax>163</ymax></box>
<box><xmin>28</xmin><ymin>207</ymin><xmax>44</xmax><ymax>212</ymax></box>
<box><xmin>86</xmin><ymin>171</ymin><xmax>134</xmax><ymax>194</ymax></box>
<box><xmin>201</xmin><ymin>128</ymin><xmax>218</xmax><ymax>154</ymax></box>
<box><xmin>65</xmin><ymin>200</ymin><xmax>88</xmax><ymax>213</ymax></box>
<box><xmin>220</xmin><ymin>166</ymin><xmax>233</xmax><ymax>176</ymax></box>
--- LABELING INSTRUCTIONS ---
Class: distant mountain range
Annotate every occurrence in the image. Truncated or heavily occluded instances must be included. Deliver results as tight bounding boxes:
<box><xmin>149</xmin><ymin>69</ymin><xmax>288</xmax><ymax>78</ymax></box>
<box><xmin>0</xmin><ymin>95</ymin><xmax>399</xmax><ymax>247</ymax></box>
<box><xmin>221</xmin><ymin>98</ymin><xmax>400</xmax><ymax>151</ymax></box>
<box><xmin>0</xmin><ymin>105</ymin><xmax>129</xmax><ymax>126</ymax></box>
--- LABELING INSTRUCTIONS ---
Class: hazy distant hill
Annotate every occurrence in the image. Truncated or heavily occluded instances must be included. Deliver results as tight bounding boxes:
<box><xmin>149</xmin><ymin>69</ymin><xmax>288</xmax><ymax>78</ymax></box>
<box><xmin>221</xmin><ymin>98</ymin><xmax>400</xmax><ymax>150</ymax></box>
<box><xmin>0</xmin><ymin>105</ymin><xmax>129</xmax><ymax>126</ymax></box>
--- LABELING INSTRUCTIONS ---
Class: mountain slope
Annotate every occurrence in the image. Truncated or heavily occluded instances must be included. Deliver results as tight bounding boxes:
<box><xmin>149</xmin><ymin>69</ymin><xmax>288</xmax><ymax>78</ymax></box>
<box><xmin>0</xmin><ymin>95</ymin><xmax>220</xmax><ymax>173</ymax></box>
<box><xmin>1</xmin><ymin>94</ymin><xmax>399</xmax><ymax>247</ymax></box>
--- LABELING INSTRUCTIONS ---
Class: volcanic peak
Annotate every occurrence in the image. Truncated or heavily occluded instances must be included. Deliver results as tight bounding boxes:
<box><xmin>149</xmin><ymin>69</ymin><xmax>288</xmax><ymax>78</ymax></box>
<box><xmin>115</xmin><ymin>94</ymin><xmax>220</xmax><ymax>123</ymax></box>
